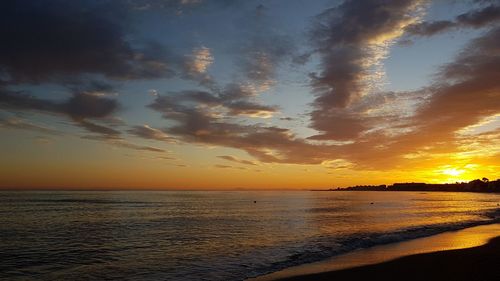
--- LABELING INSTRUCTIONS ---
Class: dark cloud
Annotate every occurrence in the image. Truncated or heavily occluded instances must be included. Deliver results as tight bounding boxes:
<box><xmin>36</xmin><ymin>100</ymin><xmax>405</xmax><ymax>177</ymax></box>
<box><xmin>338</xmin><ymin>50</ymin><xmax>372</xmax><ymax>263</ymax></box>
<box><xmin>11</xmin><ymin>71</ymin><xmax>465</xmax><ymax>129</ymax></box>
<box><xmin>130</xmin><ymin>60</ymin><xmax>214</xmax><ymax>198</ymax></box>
<box><xmin>405</xmin><ymin>4</ymin><xmax>500</xmax><ymax>37</ymax></box>
<box><xmin>307</xmin><ymin>111</ymin><xmax>367</xmax><ymax>141</ymax></box>
<box><xmin>0</xmin><ymin>90</ymin><xmax>119</xmax><ymax>122</ymax></box>
<box><xmin>64</xmin><ymin>93</ymin><xmax>119</xmax><ymax>120</ymax></box>
<box><xmin>77</xmin><ymin>120</ymin><xmax>121</xmax><ymax>137</ymax></box>
<box><xmin>0</xmin><ymin>89</ymin><xmax>62</xmax><ymax>113</ymax></box>
<box><xmin>456</xmin><ymin>4</ymin><xmax>500</xmax><ymax>27</ymax></box>
<box><xmin>0</xmin><ymin>89</ymin><xmax>120</xmax><ymax>137</ymax></box>
<box><xmin>151</xmin><ymin>87</ymin><xmax>278</xmax><ymax>120</ymax></box>
<box><xmin>0</xmin><ymin>87</ymin><xmax>171</xmax><ymax>153</ymax></box>
<box><xmin>129</xmin><ymin>0</ymin><xmax>207</xmax><ymax>12</ymax></box>
<box><xmin>0</xmin><ymin>0</ymin><xmax>174</xmax><ymax>85</ymax></box>
<box><xmin>404</xmin><ymin>20</ymin><xmax>456</xmax><ymax>37</ymax></box>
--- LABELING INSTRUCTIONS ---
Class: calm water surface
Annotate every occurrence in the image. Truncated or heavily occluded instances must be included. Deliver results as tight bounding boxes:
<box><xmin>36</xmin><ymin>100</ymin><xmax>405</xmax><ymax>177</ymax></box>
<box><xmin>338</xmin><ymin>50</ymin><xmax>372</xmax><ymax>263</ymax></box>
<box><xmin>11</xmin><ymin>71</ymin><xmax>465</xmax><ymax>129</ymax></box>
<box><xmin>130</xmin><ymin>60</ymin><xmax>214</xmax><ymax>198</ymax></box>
<box><xmin>1</xmin><ymin>191</ymin><xmax>499</xmax><ymax>280</ymax></box>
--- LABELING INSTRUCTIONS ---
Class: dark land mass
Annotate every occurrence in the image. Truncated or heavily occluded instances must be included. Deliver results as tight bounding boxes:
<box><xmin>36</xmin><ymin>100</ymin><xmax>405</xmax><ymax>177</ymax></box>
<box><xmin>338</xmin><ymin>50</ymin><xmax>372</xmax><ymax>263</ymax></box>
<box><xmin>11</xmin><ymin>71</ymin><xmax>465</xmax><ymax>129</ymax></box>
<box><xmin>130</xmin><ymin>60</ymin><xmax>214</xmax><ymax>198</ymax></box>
<box><xmin>277</xmin><ymin>236</ymin><xmax>500</xmax><ymax>281</ymax></box>
<box><xmin>323</xmin><ymin>178</ymin><xmax>500</xmax><ymax>193</ymax></box>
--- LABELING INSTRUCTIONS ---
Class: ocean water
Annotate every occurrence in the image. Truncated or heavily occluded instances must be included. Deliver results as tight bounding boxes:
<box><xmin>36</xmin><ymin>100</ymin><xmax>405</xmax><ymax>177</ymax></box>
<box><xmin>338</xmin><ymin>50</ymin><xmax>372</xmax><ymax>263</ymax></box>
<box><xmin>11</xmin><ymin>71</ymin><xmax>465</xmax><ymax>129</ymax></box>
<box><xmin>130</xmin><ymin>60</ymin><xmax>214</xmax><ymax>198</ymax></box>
<box><xmin>0</xmin><ymin>191</ymin><xmax>499</xmax><ymax>281</ymax></box>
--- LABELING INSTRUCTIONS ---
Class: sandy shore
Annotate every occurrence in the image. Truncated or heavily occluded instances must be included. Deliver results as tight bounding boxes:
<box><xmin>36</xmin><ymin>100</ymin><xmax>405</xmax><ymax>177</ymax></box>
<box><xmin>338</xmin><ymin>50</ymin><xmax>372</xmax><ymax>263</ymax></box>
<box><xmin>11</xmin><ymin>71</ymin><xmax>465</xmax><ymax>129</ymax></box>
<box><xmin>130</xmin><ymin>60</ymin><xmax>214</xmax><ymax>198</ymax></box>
<box><xmin>278</xmin><ymin>235</ymin><xmax>500</xmax><ymax>281</ymax></box>
<box><xmin>250</xmin><ymin>223</ymin><xmax>500</xmax><ymax>281</ymax></box>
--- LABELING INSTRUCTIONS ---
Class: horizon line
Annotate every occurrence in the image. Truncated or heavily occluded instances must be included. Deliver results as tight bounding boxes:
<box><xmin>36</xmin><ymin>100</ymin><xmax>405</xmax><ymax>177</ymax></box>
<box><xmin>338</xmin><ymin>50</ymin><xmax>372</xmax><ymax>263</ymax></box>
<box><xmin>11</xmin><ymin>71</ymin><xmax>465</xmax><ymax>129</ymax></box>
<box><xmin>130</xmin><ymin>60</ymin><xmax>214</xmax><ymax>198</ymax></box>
<box><xmin>1</xmin><ymin>178</ymin><xmax>497</xmax><ymax>192</ymax></box>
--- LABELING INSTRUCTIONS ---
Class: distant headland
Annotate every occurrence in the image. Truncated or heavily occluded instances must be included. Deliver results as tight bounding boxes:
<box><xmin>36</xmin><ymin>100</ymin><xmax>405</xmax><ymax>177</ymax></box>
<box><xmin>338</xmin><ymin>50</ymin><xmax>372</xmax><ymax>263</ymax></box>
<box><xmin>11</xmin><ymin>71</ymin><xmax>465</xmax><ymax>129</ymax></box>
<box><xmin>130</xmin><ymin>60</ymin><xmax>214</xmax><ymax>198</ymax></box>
<box><xmin>319</xmin><ymin>178</ymin><xmax>500</xmax><ymax>193</ymax></box>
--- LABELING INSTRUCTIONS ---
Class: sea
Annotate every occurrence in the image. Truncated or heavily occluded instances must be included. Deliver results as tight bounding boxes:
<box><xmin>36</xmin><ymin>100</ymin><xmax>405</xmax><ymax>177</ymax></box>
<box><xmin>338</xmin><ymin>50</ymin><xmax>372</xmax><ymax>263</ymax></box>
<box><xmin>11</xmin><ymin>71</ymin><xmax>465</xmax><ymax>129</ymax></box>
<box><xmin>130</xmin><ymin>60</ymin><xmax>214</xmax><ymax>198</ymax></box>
<box><xmin>1</xmin><ymin>190</ymin><xmax>499</xmax><ymax>280</ymax></box>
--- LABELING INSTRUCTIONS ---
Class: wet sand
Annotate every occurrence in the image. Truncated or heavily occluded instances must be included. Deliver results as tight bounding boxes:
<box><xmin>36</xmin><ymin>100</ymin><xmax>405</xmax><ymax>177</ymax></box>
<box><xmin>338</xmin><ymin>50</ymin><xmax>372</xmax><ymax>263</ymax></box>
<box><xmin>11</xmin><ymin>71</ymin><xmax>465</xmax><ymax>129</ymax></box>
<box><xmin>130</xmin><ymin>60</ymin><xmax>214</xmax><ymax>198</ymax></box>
<box><xmin>250</xmin><ymin>223</ymin><xmax>500</xmax><ymax>281</ymax></box>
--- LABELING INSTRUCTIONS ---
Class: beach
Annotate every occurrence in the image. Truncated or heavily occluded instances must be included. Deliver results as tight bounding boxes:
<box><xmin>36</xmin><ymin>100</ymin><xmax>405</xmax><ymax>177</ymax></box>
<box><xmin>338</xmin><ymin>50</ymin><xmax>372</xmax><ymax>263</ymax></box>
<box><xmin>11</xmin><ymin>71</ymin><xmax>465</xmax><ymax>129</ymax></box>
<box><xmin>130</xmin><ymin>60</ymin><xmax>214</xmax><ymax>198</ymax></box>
<box><xmin>252</xmin><ymin>224</ymin><xmax>500</xmax><ymax>281</ymax></box>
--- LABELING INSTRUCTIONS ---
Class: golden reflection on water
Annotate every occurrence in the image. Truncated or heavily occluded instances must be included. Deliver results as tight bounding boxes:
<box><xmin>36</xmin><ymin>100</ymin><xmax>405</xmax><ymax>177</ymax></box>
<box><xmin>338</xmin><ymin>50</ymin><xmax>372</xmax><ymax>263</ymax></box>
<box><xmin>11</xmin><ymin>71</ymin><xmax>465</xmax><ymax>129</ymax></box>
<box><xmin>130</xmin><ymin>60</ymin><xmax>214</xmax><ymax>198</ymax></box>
<box><xmin>2</xmin><ymin>191</ymin><xmax>499</xmax><ymax>281</ymax></box>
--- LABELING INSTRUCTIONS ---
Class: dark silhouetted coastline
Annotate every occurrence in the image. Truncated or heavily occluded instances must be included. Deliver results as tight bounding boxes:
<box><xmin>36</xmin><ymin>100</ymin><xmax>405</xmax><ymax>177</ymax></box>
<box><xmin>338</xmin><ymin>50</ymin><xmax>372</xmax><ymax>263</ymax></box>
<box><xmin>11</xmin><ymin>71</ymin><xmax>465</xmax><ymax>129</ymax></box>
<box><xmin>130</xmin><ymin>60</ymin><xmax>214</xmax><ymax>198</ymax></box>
<box><xmin>323</xmin><ymin>178</ymin><xmax>500</xmax><ymax>193</ymax></box>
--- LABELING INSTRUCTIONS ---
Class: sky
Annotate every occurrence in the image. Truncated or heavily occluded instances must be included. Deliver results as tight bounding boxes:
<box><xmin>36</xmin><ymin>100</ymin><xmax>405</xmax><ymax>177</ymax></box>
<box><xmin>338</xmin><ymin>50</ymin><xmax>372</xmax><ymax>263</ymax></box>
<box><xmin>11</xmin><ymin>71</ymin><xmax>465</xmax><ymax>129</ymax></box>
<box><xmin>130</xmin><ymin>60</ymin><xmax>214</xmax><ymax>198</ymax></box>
<box><xmin>0</xmin><ymin>0</ymin><xmax>499</xmax><ymax>189</ymax></box>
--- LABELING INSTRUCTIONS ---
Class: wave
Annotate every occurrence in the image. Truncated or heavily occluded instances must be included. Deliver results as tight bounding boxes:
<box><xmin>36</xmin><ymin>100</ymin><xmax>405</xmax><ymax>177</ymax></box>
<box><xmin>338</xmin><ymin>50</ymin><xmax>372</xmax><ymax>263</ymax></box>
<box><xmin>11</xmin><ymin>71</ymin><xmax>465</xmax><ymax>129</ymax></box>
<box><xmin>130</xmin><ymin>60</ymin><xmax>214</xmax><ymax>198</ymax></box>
<box><xmin>246</xmin><ymin>208</ymin><xmax>500</xmax><ymax>280</ymax></box>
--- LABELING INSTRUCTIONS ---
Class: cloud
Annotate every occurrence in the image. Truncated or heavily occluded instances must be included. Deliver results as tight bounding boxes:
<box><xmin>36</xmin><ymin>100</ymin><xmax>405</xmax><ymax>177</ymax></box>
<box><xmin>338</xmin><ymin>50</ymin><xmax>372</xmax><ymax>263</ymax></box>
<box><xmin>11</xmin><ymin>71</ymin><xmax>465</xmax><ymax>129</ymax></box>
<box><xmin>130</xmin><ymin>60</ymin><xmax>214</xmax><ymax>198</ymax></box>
<box><xmin>0</xmin><ymin>88</ymin><xmax>169</xmax><ymax>154</ymax></box>
<box><xmin>411</xmin><ymin>26</ymin><xmax>500</xmax><ymax>139</ymax></box>
<box><xmin>2</xmin><ymin>0</ymin><xmax>496</xmax><ymax>174</ymax></box>
<box><xmin>129</xmin><ymin>0</ymin><xmax>204</xmax><ymax>11</ymax></box>
<box><xmin>0</xmin><ymin>117</ymin><xmax>60</xmax><ymax>135</ymax></box>
<box><xmin>307</xmin><ymin>111</ymin><xmax>367</xmax><ymax>141</ymax></box>
<box><xmin>328</xmin><ymin>25</ymin><xmax>500</xmax><ymax>168</ymax></box>
<box><xmin>184</xmin><ymin>47</ymin><xmax>214</xmax><ymax>75</ymax></box>
<box><xmin>0</xmin><ymin>88</ymin><xmax>120</xmax><ymax>137</ymax></box>
<box><xmin>235</xmin><ymin>4</ymin><xmax>295</xmax><ymax>92</ymax></box>
<box><xmin>144</xmin><ymin>3</ymin><xmax>500</xmax><ymax>172</ymax></box>
<box><xmin>148</xmin><ymin>92</ymin><xmax>339</xmax><ymax>164</ymax></box>
<box><xmin>128</xmin><ymin>125</ymin><xmax>176</xmax><ymax>142</ymax></box>
<box><xmin>217</xmin><ymin>155</ymin><xmax>257</xmax><ymax>165</ymax></box>
<box><xmin>214</xmin><ymin>164</ymin><xmax>232</xmax><ymax>169</ymax></box>
<box><xmin>150</xmin><ymin>86</ymin><xmax>278</xmax><ymax>121</ymax></box>
<box><xmin>108</xmin><ymin>139</ymin><xmax>166</xmax><ymax>152</ymax></box>
<box><xmin>405</xmin><ymin>4</ymin><xmax>500</xmax><ymax>37</ymax></box>
<box><xmin>83</xmin><ymin>135</ymin><xmax>166</xmax><ymax>152</ymax></box>
<box><xmin>77</xmin><ymin>120</ymin><xmax>121</xmax><ymax>137</ymax></box>
<box><xmin>182</xmin><ymin>46</ymin><xmax>216</xmax><ymax>88</ymax></box>
<box><xmin>64</xmin><ymin>92</ymin><xmax>119</xmax><ymax>120</ymax></box>
<box><xmin>404</xmin><ymin>20</ymin><xmax>455</xmax><ymax>37</ymax></box>
<box><xmin>214</xmin><ymin>164</ymin><xmax>246</xmax><ymax>170</ymax></box>
<box><xmin>307</xmin><ymin>0</ymin><xmax>424</xmax><ymax>140</ymax></box>
<box><xmin>0</xmin><ymin>1</ymin><xmax>174</xmax><ymax>85</ymax></box>
<box><xmin>224</xmin><ymin>100</ymin><xmax>276</xmax><ymax>118</ymax></box>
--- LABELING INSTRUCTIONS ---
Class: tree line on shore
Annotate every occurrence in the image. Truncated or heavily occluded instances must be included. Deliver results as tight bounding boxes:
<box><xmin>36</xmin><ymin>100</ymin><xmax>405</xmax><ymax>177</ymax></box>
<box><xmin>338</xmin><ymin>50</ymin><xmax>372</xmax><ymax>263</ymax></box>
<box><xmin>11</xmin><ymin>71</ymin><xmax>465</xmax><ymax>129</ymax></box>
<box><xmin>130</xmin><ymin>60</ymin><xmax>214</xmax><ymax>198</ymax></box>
<box><xmin>329</xmin><ymin>178</ymin><xmax>500</xmax><ymax>193</ymax></box>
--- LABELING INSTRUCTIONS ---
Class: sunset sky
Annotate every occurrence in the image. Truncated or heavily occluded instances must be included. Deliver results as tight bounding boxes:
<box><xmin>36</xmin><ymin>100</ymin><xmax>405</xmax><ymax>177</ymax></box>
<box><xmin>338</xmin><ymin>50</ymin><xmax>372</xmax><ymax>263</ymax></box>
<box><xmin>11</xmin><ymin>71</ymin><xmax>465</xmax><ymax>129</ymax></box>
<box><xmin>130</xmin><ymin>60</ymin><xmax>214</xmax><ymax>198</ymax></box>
<box><xmin>0</xmin><ymin>0</ymin><xmax>499</xmax><ymax>189</ymax></box>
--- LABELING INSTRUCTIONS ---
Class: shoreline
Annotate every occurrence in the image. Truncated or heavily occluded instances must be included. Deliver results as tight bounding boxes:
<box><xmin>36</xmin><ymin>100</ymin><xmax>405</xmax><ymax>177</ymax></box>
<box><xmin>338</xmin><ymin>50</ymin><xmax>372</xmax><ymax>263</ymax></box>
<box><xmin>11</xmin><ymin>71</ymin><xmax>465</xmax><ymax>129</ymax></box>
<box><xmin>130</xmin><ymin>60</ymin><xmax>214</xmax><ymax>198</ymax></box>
<box><xmin>249</xmin><ymin>223</ymin><xmax>500</xmax><ymax>281</ymax></box>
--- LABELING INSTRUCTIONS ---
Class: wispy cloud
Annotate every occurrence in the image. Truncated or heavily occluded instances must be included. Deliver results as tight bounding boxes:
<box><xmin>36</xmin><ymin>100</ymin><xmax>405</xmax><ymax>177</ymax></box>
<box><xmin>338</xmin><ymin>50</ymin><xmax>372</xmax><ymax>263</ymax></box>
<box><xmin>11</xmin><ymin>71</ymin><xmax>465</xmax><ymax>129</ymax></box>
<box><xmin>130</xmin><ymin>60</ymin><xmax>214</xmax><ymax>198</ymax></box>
<box><xmin>0</xmin><ymin>117</ymin><xmax>60</xmax><ymax>135</ymax></box>
<box><xmin>405</xmin><ymin>3</ymin><xmax>500</xmax><ymax>37</ymax></box>
<box><xmin>217</xmin><ymin>155</ymin><xmax>257</xmax><ymax>166</ymax></box>
<box><xmin>128</xmin><ymin>125</ymin><xmax>176</xmax><ymax>143</ymax></box>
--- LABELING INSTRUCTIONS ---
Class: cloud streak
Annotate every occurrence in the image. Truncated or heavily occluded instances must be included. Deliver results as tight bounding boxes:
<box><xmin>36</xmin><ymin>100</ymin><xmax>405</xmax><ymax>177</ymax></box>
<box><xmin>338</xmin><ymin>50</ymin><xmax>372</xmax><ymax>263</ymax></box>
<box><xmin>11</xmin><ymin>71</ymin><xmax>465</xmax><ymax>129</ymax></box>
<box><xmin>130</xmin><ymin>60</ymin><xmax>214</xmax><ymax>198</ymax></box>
<box><xmin>128</xmin><ymin>125</ymin><xmax>176</xmax><ymax>143</ymax></box>
<box><xmin>217</xmin><ymin>155</ymin><xmax>257</xmax><ymax>166</ymax></box>
<box><xmin>0</xmin><ymin>117</ymin><xmax>60</xmax><ymax>135</ymax></box>
<box><xmin>405</xmin><ymin>4</ymin><xmax>500</xmax><ymax>37</ymax></box>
